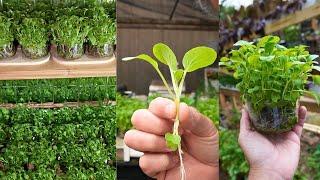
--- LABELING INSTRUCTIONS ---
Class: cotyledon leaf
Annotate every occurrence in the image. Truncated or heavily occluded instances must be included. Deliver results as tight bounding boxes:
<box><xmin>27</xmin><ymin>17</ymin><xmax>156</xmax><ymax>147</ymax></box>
<box><xmin>122</xmin><ymin>54</ymin><xmax>159</xmax><ymax>70</ymax></box>
<box><xmin>153</xmin><ymin>43</ymin><xmax>178</xmax><ymax>71</ymax></box>
<box><xmin>182</xmin><ymin>46</ymin><xmax>217</xmax><ymax>72</ymax></box>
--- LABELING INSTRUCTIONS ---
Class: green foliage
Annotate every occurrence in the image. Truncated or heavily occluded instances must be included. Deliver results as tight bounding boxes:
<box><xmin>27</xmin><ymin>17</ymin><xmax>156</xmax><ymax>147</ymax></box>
<box><xmin>16</xmin><ymin>18</ymin><xmax>48</xmax><ymax>50</ymax></box>
<box><xmin>283</xmin><ymin>25</ymin><xmax>301</xmax><ymax>45</ymax></box>
<box><xmin>87</xmin><ymin>11</ymin><xmax>116</xmax><ymax>46</ymax></box>
<box><xmin>220</xmin><ymin>129</ymin><xmax>249</xmax><ymax>180</ymax></box>
<box><xmin>306</xmin><ymin>144</ymin><xmax>320</xmax><ymax>179</ymax></box>
<box><xmin>51</xmin><ymin>15</ymin><xmax>90</xmax><ymax>47</ymax></box>
<box><xmin>220</xmin><ymin>35</ymin><xmax>320</xmax><ymax>112</ymax></box>
<box><xmin>0</xmin><ymin>105</ymin><xmax>116</xmax><ymax>179</ymax></box>
<box><xmin>116</xmin><ymin>94</ymin><xmax>147</xmax><ymax>135</ymax></box>
<box><xmin>0</xmin><ymin>15</ymin><xmax>14</xmax><ymax>47</ymax></box>
<box><xmin>0</xmin><ymin>77</ymin><xmax>116</xmax><ymax>103</ymax></box>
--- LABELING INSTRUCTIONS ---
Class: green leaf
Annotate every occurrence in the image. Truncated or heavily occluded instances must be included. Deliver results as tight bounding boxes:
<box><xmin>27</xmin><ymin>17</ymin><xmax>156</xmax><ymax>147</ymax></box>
<box><xmin>257</xmin><ymin>36</ymin><xmax>280</xmax><ymax>47</ymax></box>
<box><xmin>153</xmin><ymin>43</ymin><xmax>177</xmax><ymax>70</ymax></box>
<box><xmin>233</xmin><ymin>40</ymin><xmax>253</xmax><ymax>46</ymax></box>
<box><xmin>260</xmin><ymin>56</ymin><xmax>275</xmax><ymax>61</ymax></box>
<box><xmin>182</xmin><ymin>46</ymin><xmax>217</xmax><ymax>72</ymax></box>
<box><xmin>309</xmin><ymin>55</ymin><xmax>319</xmax><ymax>61</ymax></box>
<box><xmin>165</xmin><ymin>133</ymin><xmax>181</xmax><ymax>151</ymax></box>
<box><xmin>122</xmin><ymin>54</ymin><xmax>158</xmax><ymax>69</ymax></box>
<box><xmin>313</xmin><ymin>75</ymin><xmax>320</xmax><ymax>85</ymax></box>
<box><xmin>248</xmin><ymin>86</ymin><xmax>259</xmax><ymax>93</ymax></box>
<box><xmin>174</xmin><ymin>69</ymin><xmax>184</xmax><ymax>84</ymax></box>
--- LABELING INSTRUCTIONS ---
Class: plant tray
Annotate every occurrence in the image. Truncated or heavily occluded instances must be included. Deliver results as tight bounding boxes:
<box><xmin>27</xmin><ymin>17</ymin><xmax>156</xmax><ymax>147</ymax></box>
<box><xmin>51</xmin><ymin>46</ymin><xmax>115</xmax><ymax>66</ymax></box>
<box><xmin>0</xmin><ymin>48</ymin><xmax>50</xmax><ymax>66</ymax></box>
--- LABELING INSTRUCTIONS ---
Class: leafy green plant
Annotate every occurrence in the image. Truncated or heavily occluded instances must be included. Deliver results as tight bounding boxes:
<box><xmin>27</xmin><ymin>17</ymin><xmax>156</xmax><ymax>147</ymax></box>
<box><xmin>87</xmin><ymin>14</ymin><xmax>115</xmax><ymax>57</ymax></box>
<box><xmin>0</xmin><ymin>77</ymin><xmax>116</xmax><ymax>103</ymax></box>
<box><xmin>220</xmin><ymin>35</ymin><xmax>320</xmax><ymax>133</ymax></box>
<box><xmin>0</xmin><ymin>105</ymin><xmax>116</xmax><ymax>179</ymax></box>
<box><xmin>123</xmin><ymin>43</ymin><xmax>217</xmax><ymax>179</ymax></box>
<box><xmin>220</xmin><ymin>129</ymin><xmax>249</xmax><ymax>180</ymax></box>
<box><xmin>116</xmin><ymin>94</ymin><xmax>146</xmax><ymax>135</ymax></box>
<box><xmin>51</xmin><ymin>15</ymin><xmax>90</xmax><ymax>59</ymax></box>
<box><xmin>16</xmin><ymin>18</ymin><xmax>49</xmax><ymax>59</ymax></box>
<box><xmin>0</xmin><ymin>15</ymin><xmax>15</xmax><ymax>59</ymax></box>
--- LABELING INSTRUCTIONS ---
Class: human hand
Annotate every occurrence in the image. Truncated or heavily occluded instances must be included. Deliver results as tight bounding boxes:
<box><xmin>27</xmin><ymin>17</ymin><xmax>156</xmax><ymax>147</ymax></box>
<box><xmin>238</xmin><ymin>106</ymin><xmax>307</xmax><ymax>180</ymax></box>
<box><xmin>124</xmin><ymin>97</ymin><xmax>219</xmax><ymax>180</ymax></box>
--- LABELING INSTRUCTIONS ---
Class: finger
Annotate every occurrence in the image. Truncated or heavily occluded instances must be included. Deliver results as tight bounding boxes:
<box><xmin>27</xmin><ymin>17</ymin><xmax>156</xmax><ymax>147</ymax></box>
<box><xmin>240</xmin><ymin>109</ymin><xmax>251</xmax><ymax>134</ymax></box>
<box><xmin>124</xmin><ymin>129</ymin><xmax>172</xmax><ymax>153</ymax></box>
<box><xmin>139</xmin><ymin>153</ymin><xmax>179</xmax><ymax>177</ymax></box>
<box><xmin>179</xmin><ymin>103</ymin><xmax>217</xmax><ymax>137</ymax></box>
<box><xmin>292</xmin><ymin>106</ymin><xmax>307</xmax><ymax>137</ymax></box>
<box><xmin>131</xmin><ymin>109</ymin><xmax>173</xmax><ymax>135</ymax></box>
<box><xmin>148</xmin><ymin>97</ymin><xmax>176</xmax><ymax>120</ymax></box>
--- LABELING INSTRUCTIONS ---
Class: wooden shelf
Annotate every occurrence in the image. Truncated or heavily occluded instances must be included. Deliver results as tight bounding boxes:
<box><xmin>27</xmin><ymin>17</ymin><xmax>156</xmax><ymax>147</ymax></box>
<box><xmin>0</xmin><ymin>56</ymin><xmax>116</xmax><ymax>80</ymax></box>
<box><xmin>265</xmin><ymin>3</ymin><xmax>320</xmax><ymax>34</ymax></box>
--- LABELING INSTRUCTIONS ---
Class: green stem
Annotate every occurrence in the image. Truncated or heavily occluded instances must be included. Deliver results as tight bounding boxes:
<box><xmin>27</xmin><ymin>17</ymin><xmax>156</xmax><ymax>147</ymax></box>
<box><xmin>156</xmin><ymin>68</ymin><xmax>175</xmax><ymax>98</ymax></box>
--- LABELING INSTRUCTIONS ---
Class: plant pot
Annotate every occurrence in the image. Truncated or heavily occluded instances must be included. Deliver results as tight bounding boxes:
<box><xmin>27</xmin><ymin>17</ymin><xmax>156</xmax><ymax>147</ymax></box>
<box><xmin>0</xmin><ymin>42</ymin><xmax>16</xmax><ymax>59</ymax></box>
<box><xmin>87</xmin><ymin>43</ymin><xmax>114</xmax><ymax>58</ymax></box>
<box><xmin>57</xmin><ymin>44</ymin><xmax>83</xmax><ymax>60</ymax></box>
<box><xmin>22</xmin><ymin>46</ymin><xmax>49</xmax><ymax>59</ymax></box>
<box><xmin>246</xmin><ymin>102</ymin><xmax>297</xmax><ymax>133</ymax></box>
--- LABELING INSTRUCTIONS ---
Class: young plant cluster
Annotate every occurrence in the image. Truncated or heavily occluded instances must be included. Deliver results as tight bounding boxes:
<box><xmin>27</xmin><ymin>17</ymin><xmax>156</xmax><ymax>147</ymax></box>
<box><xmin>220</xmin><ymin>36</ymin><xmax>320</xmax><ymax>132</ymax></box>
<box><xmin>0</xmin><ymin>0</ymin><xmax>116</xmax><ymax>60</ymax></box>
<box><xmin>123</xmin><ymin>43</ymin><xmax>217</xmax><ymax>179</ymax></box>
<box><xmin>0</xmin><ymin>77</ymin><xmax>116</xmax><ymax>103</ymax></box>
<box><xmin>16</xmin><ymin>18</ymin><xmax>49</xmax><ymax>59</ymax></box>
<box><xmin>0</xmin><ymin>15</ymin><xmax>15</xmax><ymax>59</ymax></box>
<box><xmin>0</xmin><ymin>105</ymin><xmax>116</xmax><ymax>179</ymax></box>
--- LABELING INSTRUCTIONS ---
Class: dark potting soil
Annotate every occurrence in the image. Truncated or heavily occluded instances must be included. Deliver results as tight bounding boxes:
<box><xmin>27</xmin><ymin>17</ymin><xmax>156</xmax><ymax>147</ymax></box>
<box><xmin>250</xmin><ymin>106</ymin><xmax>297</xmax><ymax>133</ymax></box>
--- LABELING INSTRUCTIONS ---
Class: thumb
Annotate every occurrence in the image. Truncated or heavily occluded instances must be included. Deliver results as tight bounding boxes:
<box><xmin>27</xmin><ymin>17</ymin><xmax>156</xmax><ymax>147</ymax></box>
<box><xmin>179</xmin><ymin>103</ymin><xmax>217</xmax><ymax>137</ymax></box>
<box><xmin>240</xmin><ymin>109</ymin><xmax>251</xmax><ymax>134</ymax></box>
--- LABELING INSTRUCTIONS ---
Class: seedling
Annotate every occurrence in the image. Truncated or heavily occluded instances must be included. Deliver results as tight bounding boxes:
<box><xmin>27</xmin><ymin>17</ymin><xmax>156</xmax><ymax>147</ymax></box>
<box><xmin>123</xmin><ymin>43</ymin><xmax>217</xmax><ymax>180</ymax></box>
<box><xmin>16</xmin><ymin>18</ymin><xmax>49</xmax><ymax>59</ymax></box>
<box><xmin>220</xmin><ymin>35</ymin><xmax>320</xmax><ymax>133</ymax></box>
<box><xmin>0</xmin><ymin>15</ymin><xmax>15</xmax><ymax>59</ymax></box>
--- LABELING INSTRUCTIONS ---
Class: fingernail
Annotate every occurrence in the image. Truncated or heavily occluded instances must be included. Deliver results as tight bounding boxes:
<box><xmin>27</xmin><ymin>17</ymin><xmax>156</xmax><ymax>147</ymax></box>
<box><xmin>165</xmin><ymin>103</ymin><xmax>176</xmax><ymax>118</ymax></box>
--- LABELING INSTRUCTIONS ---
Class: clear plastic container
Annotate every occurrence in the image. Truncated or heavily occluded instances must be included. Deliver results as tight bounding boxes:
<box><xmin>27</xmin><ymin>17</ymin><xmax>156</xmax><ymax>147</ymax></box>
<box><xmin>247</xmin><ymin>102</ymin><xmax>297</xmax><ymax>133</ymax></box>
<box><xmin>22</xmin><ymin>46</ymin><xmax>49</xmax><ymax>59</ymax></box>
<box><xmin>87</xmin><ymin>43</ymin><xmax>114</xmax><ymax>58</ymax></box>
<box><xmin>0</xmin><ymin>42</ymin><xmax>16</xmax><ymax>59</ymax></box>
<box><xmin>57</xmin><ymin>44</ymin><xmax>84</xmax><ymax>60</ymax></box>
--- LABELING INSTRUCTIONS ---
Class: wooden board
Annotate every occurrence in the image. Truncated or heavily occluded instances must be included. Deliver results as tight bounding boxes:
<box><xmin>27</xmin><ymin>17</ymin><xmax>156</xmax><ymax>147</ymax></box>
<box><xmin>0</xmin><ymin>48</ymin><xmax>50</xmax><ymax>66</ymax></box>
<box><xmin>304</xmin><ymin>123</ymin><xmax>320</xmax><ymax>134</ymax></box>
<box><xmin>52</xmin><ymin>47</ymin><xmax>114</xmax><ymax>66</ymax></box>
<box><xmin>0</xmin><ymin>56</ymin><xmax>116</xmax><ymax>80</ymax></box>
<box><xmin>265</xmin><ymin>3</ymin><xmax>320</xmax><ymax>34</ymax></box>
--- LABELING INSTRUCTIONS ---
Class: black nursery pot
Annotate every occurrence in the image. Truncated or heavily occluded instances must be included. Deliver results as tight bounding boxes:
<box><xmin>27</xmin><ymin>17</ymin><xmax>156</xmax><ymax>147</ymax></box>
<box><xmin>247</xmin><ymin>102</ymin><xmax>297</xmax><ymax>134</ymax></box>
<box><xmin>87</xmin><ymin>43</ymin><xmax>114</xmax><ymax>58</ymax></box>
<box><xmin>0</xmin><ymin>42</ymin><xmax>16</xmax><ymax>59</ymax></box>
<box><xmin>22</xmin><ymin>45</ymin><xmax>49</xmax><ymax>59</ymax></box>
<box><xmin>57</xmin><ymin>44</ymin><xmax>84</xmax><ymax>60</ymax></box>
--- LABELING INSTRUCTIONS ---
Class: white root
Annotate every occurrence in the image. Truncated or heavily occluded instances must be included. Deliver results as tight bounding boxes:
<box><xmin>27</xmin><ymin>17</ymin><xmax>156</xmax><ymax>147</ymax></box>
<box><xmin>178</xmin><ymin>145</ymin><xmax>186</xmax><ymax>180</ymax></box>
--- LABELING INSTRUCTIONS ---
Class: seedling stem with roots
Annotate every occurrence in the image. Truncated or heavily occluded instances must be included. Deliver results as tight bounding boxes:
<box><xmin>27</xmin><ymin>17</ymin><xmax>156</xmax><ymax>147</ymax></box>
<box><xmin>123</xmin><ymin>43</ymin><xmax>216</xmax><ymax>180</ymax></box>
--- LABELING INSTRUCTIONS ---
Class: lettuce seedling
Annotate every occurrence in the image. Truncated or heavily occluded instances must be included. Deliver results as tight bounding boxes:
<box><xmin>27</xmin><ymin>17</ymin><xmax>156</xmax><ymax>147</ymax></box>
<box><xmin>123</xmin><ymin>43</ymin><xmax>217</xmax><ymax>179</ymax></box>
<box><xmin>220</xmin><ymin>36</ymin><xmax>320</xmax><ymax>133</ymax></box>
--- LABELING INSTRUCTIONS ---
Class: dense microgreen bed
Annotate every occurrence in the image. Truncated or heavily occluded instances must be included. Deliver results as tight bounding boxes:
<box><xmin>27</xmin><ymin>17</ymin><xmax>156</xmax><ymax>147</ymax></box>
<box><xmin>0</xmin><ymin>105</ymin><xmax>116</xmax><ymax>179</ymax></box>
<box><xmin>0</xmin><ymin>77</ymin><xmax>116</xmax><ymax>103</ymax></box>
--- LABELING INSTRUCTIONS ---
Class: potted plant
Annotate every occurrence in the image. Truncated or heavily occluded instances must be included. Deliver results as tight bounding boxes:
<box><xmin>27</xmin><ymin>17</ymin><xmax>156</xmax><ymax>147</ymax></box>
<box><xmin>51</xmin><ymin>15</ymin><xmax>90</xmax><ymax>60</ymax></box>
<box><xmin>220</xmin><ymin>36</ymin><xmax>320</xmax><ymax>133</ymax></box>
<box><xmin>16</xmin><ymin>18</ymin><xmax>49</xmax><ymax>59</ymax></box>
<box><xmin>0</xmin><ymin>15</ymin><xmax>16</xmax><ymax>59</ymax></box>
<box><xmin>87</xmin><ymin>15</ymin><xmax>115</xmax><ymax>58</ymax></box>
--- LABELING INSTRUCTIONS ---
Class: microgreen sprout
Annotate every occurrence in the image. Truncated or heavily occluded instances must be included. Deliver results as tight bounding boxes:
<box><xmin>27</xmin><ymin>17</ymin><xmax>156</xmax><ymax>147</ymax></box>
<box><xmin>123</xmin><ymin>43</ymin><xmax>217</xmax><ymax>180</ymax></box>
